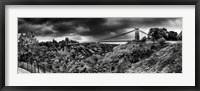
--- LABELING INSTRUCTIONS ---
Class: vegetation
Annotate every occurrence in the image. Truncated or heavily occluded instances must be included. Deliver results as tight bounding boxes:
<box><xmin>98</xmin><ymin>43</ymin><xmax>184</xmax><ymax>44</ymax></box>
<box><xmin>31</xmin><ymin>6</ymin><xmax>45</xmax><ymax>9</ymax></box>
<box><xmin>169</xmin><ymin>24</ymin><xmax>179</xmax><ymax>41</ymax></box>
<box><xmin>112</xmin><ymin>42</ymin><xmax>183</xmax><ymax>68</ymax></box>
<box><xmin>18</xmin><ymin>28</ymin><xmax>182</xmax><ymax>73</ymax></box>
<box><xmin>148</xmin><ymin>28</ymin><xmax>182</xmax><ymax>41</ymax></box>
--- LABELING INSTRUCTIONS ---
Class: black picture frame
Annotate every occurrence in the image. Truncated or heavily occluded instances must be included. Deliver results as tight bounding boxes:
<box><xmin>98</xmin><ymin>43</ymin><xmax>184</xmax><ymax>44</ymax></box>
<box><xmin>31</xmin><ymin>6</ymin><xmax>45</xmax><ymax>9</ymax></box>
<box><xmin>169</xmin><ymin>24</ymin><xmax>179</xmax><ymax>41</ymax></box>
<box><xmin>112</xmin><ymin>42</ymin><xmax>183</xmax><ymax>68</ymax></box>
<box><xmin>0</xmin><ymin>0</ymin><xmax>199</xmax><ymax>91</ymax></box>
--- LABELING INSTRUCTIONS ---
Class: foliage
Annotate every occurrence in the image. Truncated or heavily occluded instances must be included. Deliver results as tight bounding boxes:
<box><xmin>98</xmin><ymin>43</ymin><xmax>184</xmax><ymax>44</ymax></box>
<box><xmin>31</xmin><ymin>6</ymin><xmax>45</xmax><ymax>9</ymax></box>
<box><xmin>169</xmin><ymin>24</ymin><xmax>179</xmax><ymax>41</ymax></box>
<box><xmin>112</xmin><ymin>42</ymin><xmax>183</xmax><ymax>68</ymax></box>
<box><xmin>127</xmin><ymin>43</ymin><xmax>182</xmax><ymax>73</ymax></box>
<box><xmin>18</xmin><ymin>32</ymin><xmax>182</xmax><ymax>73</ymax></box>
<box><xmin>168</xmin><ymin>31</ymin><xmax>178</xmax><ymax>40</ymax></box>
<box><xmin>148</xmin><ymin>28</ymin><xmax>181</xmax><ymax>41</ymax></box>
<box><xmin>158</xmin><ymin>37</ymin><xmax>166</xmax><ymax>46</ymax></box>
<box><xmin>148</xmin><ymin>28</ymin><xmax>168</xmax><ymax>40</ymax></box>
<box><xmin>141</xmin><ymin>36</ymin><xmax>147</xmax><ymax>42</ymax></box>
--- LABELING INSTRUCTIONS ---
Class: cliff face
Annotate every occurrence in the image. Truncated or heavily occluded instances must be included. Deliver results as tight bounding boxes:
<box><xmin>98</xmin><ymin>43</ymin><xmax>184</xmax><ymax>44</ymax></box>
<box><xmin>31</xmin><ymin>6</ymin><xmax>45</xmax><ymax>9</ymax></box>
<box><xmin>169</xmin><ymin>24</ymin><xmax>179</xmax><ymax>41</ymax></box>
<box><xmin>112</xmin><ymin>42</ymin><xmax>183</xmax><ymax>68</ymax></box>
<box><xmin>127</xmin><ymin>43</ymin><xmax>182</xmax><ymax>73</ymax></box>
<box><xmin>100</xmin><ymin>41</ymin><xmax>182</xmax><ymax>73</ymax></box>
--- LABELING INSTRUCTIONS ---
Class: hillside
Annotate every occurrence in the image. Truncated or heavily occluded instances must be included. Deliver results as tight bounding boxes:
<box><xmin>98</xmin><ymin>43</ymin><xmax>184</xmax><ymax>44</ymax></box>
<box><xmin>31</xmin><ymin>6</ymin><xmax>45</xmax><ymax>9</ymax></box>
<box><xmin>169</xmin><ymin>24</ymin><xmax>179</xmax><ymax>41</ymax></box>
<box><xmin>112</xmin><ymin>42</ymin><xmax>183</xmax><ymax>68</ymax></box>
<box><xmin>18</xmin><ymin>33</ymin><xmax>182</xmax><ymax>73</ymax></box>
<box><xmin>99</xmin><ymin>41</ymin><xmax>182</xmax><ymax>73</ymax></box>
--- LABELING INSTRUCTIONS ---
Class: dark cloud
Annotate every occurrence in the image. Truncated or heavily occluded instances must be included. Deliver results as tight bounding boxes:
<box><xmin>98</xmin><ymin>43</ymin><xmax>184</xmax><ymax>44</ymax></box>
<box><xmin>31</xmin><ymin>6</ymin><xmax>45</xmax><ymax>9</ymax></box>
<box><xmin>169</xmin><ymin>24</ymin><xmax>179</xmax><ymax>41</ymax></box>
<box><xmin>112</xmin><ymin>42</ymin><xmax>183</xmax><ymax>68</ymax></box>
<box><xmin>18</xmin><ymin>24</ymin><xmax>40</xmax><ymax>33</ymax></box>
<box><xmin>18</xmin><ymin>23</ymin><xmax>54</xmax><ymax>36</ymax></box>
<box><xmin>18</xmin><ymin>18</ymin><xmax>26</xmax><ymax>25</ymax></box>
<box><xmin>52</xmin><ymin>23</ymin><xmax>75</xmax><ymax>34</ymax></box>
<box><xmin>19</xmin><ymin>18</ymin><xmax>110</xmax><ymax>36</ymax></box>
<box><xmin>18</xmin><ymin>18</ymin><xmax>182</xmax><ymax>41</ymax></box>
<box><xmin>19</xmin><ymin>18</ymin><xmax>50</xmax><ymax>25</ymax></box>
<box><xmin>40</xmin><ymin>30</ymin><xmax>54</xmax><ymax>36</ymax></box>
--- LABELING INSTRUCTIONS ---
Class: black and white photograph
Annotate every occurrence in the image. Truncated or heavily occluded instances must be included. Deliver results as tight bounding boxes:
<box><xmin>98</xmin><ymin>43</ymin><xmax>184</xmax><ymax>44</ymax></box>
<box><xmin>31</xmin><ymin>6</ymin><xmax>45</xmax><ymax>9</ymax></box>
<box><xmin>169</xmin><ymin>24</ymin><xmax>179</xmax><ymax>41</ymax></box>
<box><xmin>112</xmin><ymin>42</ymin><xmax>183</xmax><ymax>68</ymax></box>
<box><xmin>17</xmin><ymin>18</ymin><xmax>182</xmax><ymax>73</ymax></box>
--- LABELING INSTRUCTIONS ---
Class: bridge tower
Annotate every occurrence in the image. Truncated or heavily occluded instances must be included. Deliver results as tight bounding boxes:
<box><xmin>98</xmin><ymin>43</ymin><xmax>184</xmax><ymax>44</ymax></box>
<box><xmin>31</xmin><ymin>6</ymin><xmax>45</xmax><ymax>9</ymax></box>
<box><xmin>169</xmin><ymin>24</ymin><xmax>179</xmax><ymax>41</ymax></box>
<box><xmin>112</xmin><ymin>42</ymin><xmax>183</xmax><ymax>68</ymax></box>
<box><xmin>100</xmin><ymin>27</ymin><xmax>148</xmax><ymax>42</ymax></box>
<box><xmin>135</xmin><ymin>28</ymin><xmax>140</xmax><ymax>41</ymax></box>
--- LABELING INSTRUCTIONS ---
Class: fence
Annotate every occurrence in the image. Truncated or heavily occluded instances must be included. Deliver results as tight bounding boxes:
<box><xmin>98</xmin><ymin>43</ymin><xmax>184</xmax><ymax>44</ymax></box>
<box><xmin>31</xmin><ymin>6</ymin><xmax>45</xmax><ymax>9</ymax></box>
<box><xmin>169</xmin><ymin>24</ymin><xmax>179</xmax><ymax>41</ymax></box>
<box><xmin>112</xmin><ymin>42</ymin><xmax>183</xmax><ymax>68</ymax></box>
<box><xmin>18</xmin><ymin>61</ymin><xmax>53</xmax><ymax>73</ymax></box>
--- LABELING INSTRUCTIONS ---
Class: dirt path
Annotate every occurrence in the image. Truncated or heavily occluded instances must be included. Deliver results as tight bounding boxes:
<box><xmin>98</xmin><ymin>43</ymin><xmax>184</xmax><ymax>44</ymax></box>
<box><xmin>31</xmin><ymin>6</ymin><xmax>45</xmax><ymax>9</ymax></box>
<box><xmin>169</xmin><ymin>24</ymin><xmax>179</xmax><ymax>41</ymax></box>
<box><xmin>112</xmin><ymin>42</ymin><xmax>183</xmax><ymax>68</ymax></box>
<box><xmin>166</xmin><ymin>41</ymin><xmax>182</xmax><ymax>44</ymax></box>
<box><xmin>18</xmin><ymin>67</ymin><xmax>30</xmax><ymax>73</ymax></box>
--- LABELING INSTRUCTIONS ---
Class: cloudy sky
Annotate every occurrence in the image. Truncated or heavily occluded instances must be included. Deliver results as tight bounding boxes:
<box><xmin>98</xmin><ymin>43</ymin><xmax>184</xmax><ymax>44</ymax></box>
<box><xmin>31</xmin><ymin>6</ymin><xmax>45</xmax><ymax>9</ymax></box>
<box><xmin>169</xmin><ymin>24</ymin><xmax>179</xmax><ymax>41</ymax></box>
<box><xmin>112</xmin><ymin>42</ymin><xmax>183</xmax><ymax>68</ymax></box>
<box><xmin>18</xmin><ymin>18</ymin><xmax>182</xmax><ymax>42</ymax></box>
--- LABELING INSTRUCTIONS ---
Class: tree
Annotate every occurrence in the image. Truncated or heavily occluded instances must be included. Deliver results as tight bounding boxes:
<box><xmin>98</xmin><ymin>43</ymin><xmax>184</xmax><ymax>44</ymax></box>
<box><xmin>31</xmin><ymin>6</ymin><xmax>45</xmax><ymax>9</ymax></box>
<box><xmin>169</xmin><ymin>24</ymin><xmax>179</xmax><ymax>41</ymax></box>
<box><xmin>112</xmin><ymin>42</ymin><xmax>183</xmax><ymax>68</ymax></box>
<box><xmin>158</xmin><ymin>37</ymin><xmax>166</xmax><ymax>46</ymax></box>
<box><xmin>141</xmin><ymin>36</ymin><xmax>147</xmax><ymax>42</ymax></box>
<box><xmin>148</xmin><ymin>28</ymin><xmax>168</xmax><ymax>40</ymax></box>
<box><xmin>168</xmin><ymin>31</ymin><xmax>178</xmax><ymax>40</ymax></box>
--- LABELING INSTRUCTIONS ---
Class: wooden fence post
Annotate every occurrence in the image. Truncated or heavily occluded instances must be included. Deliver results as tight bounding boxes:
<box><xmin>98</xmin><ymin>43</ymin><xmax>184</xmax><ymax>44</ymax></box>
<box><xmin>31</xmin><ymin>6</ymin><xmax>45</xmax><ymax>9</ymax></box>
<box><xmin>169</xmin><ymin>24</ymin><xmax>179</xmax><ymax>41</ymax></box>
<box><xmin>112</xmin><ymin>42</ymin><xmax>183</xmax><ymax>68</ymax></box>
<box><xmin>34</xmin><ymin>62</ymin><xmax>36</xmax><ymax>73</ymax></box>
<box><xmin>44</xmin><ymin>67</ymin><xmax>46</xmax><ymax>73</ymax></box>
<box><xmin>31</xmin><ymin>62</ymin><xmax>32</xmax><ymax>73</ymax></box>
<box><xmin>26</xmin><ymin>61</ymin><xmax>28</xmax><ymax>70</ymax></box>
<box><xmin>37</xmin><ymin>63</ymin><xmax>39</xmax><ymax>73</ymax></box>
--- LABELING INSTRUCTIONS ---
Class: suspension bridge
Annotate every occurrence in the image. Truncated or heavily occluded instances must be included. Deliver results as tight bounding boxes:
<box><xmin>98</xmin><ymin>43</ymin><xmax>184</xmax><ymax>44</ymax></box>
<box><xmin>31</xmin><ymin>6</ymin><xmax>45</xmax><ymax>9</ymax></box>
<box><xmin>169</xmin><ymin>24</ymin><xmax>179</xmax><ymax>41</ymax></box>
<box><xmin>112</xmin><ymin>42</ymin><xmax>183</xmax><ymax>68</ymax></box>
<box><xmin>67</xmin><ymin>28</ymin><xmax>148</xmax><ymax>45</ymax></box>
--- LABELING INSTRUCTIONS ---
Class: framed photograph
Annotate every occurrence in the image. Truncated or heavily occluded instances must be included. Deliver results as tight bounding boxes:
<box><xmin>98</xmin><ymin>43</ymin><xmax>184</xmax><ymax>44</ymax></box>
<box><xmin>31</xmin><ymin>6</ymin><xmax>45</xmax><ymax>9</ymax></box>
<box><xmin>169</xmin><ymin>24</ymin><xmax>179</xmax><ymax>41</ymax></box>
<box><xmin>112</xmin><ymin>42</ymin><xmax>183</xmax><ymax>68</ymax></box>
<box><xmin>0</xmin><ymin>0</ymin><xmax>199</xmax><ymax>91</ymax></box>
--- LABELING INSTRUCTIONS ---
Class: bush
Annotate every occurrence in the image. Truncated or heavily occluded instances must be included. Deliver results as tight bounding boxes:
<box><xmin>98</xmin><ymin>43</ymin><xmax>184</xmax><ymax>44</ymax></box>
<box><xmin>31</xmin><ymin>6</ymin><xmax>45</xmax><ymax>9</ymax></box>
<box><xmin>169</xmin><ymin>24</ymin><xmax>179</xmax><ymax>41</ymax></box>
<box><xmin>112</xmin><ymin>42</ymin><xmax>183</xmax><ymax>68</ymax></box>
<box><xmin>158</xmin><ymin>38</ymin><xmax>166</xmax><ymax>46</ymax></box>
<box><xmin>141</xmin><ymin>36</ymin><xmax>147</xmax><ymax>42</ymax></box>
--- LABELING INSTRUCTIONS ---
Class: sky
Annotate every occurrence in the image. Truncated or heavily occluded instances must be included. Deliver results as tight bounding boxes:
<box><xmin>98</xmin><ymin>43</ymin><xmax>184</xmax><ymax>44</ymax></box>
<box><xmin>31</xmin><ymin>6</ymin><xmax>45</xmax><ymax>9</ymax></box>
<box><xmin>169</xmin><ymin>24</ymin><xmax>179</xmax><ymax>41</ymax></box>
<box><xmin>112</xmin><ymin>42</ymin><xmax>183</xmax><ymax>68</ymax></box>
<box><xmin>18</xmin><ymin>18</ymin><xmax>182</xmax><ymax>42</ymax></box>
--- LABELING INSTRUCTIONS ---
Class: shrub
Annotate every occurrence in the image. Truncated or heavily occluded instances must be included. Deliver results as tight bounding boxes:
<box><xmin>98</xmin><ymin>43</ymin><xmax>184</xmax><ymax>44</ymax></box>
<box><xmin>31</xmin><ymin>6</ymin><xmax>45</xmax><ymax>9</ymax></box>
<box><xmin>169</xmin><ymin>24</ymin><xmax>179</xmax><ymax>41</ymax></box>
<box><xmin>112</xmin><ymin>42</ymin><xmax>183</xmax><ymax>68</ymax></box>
<box><xmin>158</xmin><ymin>38</ymin><xmax>166</xmax><ymax>46</ymax></box>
